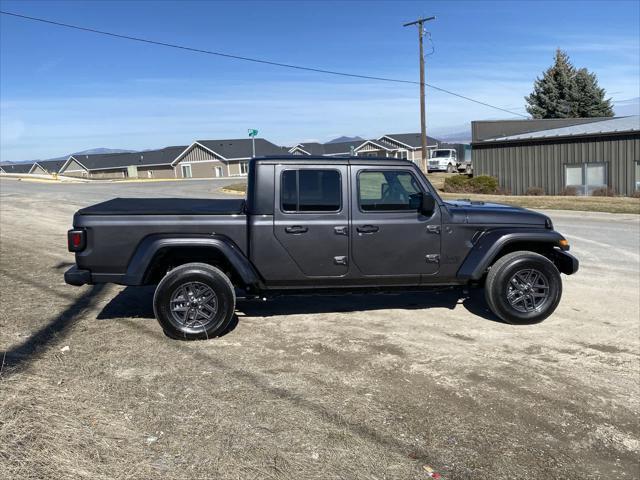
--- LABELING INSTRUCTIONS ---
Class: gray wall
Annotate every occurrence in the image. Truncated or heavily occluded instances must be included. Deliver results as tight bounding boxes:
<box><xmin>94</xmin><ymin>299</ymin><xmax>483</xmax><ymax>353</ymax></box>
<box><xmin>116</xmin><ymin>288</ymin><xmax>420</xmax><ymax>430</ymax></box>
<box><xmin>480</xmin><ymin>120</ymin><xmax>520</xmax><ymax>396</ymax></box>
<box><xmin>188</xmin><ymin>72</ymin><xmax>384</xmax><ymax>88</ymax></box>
<box><xmin>472</xmin><ymin>133</ymin><xmax>639</xmax><ymax>196</ymax></box>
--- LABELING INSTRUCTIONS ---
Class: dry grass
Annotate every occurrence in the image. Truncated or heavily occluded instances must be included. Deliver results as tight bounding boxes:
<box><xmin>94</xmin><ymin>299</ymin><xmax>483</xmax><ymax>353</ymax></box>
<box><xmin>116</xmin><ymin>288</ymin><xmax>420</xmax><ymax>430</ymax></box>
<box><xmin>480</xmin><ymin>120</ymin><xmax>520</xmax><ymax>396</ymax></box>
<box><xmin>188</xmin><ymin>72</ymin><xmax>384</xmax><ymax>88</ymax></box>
<box><xmin>440</xmin><ymin>192</ymin><xmax>640</xmax><ymax>214</ymax></box>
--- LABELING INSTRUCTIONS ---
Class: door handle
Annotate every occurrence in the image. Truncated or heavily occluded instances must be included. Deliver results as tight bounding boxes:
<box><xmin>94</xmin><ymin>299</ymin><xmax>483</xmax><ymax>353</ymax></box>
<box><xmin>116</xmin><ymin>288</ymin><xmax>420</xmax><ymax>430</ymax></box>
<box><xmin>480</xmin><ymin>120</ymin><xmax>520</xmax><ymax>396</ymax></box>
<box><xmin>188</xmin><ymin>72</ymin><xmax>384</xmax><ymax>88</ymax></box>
<box><xmin>357</xmin><ymin>225</ymin><xmax>379</xmax><ymax>234</ymax></box>
<box><xmin>334</xmin><ymin>226</ymin><xmax>348</xmax><ymax>235</ymax></box>
<box><xmin>285</xmin><ymin>225</ymin><xmax>308</xmax><ymax>234</ymax></box>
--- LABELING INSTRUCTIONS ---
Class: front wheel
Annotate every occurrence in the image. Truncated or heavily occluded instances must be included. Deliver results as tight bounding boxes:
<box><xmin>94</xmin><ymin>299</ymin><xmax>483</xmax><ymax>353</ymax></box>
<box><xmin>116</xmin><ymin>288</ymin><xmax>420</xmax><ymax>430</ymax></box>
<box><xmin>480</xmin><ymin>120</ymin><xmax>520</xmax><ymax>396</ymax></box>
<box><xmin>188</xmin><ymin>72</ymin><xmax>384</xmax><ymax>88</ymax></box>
<box><xmin>484</xmin><ymin>251</ymin><xmax>562</xmax><ymax>324</ymax></box>
<box><xmin>153</xmin><ymin>263</ymin><xmax>236</xmax><ymax>339</ymax></box>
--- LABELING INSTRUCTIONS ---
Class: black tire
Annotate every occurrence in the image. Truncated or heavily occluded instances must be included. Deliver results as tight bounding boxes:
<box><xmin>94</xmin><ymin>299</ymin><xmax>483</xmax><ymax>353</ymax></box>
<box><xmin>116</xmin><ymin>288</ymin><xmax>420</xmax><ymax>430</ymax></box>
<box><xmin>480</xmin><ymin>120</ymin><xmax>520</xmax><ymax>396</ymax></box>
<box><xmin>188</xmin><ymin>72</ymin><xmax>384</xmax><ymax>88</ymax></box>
<box><xmin>153</xmin><ymin>262</ymin><xmax>236</xmax><ymax>340</ymax></box>
<box><xmin>484</xmin><ymin>251</ymin><xmax>562</xmax><ymax>324</ymax></box>
<box><xmin>447</xmin><ymin>164</ymin><xmax>455</xmax><ymax>173</ymax></box>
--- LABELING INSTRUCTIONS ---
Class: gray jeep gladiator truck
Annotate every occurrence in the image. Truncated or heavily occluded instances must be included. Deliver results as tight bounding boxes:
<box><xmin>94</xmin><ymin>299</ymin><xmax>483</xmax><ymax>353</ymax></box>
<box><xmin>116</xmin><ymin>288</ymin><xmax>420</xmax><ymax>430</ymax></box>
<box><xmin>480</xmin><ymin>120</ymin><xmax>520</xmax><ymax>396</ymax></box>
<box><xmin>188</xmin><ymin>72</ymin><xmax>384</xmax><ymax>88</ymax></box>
<box><xmin>65</xmin><ymin>156</ymin><xmax>578</xmax><ymax>339</ymax></box>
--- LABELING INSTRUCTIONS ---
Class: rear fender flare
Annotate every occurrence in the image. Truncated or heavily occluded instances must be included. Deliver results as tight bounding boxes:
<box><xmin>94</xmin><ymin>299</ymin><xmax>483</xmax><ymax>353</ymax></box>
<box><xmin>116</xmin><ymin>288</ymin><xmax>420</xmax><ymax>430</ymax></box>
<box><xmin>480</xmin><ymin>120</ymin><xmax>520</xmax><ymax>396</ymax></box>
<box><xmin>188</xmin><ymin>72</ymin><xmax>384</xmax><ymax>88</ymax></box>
<box><xmin>123</xmin><ymin>234</ymin><xmax>261</xmax><ymax>289</ymax></box>
<box><xmin>457</xmin><ymin>229</ymin><xmax>566</xmax><ymax>280</ymax></box>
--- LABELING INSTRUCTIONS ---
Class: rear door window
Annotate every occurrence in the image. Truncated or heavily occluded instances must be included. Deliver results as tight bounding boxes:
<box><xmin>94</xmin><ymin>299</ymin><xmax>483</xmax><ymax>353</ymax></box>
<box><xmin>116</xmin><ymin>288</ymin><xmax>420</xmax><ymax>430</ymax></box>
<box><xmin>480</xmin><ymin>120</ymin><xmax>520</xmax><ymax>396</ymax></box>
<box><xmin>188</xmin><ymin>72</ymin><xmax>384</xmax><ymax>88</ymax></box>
<box><xmin>281</xmin><ymin>169</ymin><xmax>341</xmax><ymax>212</ymax></box>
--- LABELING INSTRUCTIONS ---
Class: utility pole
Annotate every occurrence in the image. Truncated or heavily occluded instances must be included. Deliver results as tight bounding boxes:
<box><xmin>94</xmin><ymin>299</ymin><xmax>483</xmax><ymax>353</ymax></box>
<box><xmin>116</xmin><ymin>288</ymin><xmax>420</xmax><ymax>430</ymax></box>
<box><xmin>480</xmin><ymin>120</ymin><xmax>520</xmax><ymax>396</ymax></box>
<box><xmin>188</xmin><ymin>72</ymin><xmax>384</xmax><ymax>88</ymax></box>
<box><xmin>404</xmin><ymin>16</ymin><xmax>435</xmax><ymax>172</ymax></box>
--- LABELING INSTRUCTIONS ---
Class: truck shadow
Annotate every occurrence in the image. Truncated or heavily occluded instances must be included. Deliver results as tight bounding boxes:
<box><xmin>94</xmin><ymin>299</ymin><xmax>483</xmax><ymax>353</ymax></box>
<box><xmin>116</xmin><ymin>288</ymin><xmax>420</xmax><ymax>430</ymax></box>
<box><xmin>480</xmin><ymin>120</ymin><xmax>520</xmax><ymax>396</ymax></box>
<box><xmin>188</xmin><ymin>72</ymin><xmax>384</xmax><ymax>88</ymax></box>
<box><xmin>96</xmin><ymin>285</ymin><xmax>503</xmax><ymax>326</ymax></box>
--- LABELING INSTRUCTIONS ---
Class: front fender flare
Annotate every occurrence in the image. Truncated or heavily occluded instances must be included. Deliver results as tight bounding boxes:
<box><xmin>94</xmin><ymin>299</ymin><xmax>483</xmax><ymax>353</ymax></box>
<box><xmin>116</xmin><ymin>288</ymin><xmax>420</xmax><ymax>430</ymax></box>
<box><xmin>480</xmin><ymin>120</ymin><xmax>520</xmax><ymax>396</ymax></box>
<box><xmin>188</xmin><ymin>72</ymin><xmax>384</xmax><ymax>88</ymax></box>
<box><xmin>123</xmin><ymin>234</ymin><xmax>262</xmax><ymax>289</ymax></box>
<box><xmin>456</xmin><ymin>228</ymin><xmax>567</xmax><ymax>281</ymax></box>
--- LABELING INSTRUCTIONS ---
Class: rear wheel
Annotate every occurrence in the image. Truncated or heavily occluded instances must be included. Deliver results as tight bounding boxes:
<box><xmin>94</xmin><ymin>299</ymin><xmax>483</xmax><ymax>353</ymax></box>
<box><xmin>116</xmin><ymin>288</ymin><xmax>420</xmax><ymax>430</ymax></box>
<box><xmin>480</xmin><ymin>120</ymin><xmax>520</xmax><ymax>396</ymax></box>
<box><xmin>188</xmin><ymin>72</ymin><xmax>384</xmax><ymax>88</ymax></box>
<box><xmin>485</xmin><ymin>251</ymin><xmax>562</xmax><ymax>324</ymax></box>
<box><xmin>153</xmin><ymin>262</ymin><xmax>235</xmax><ymax>340</ymax></box>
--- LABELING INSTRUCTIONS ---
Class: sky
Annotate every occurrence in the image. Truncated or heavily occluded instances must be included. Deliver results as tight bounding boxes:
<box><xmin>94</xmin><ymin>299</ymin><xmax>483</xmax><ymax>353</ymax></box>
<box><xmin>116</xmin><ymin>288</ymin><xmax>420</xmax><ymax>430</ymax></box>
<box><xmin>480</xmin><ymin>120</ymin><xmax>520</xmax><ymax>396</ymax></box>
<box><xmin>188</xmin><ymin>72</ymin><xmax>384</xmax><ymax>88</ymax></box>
<box><xmin>1</xmin><ymin>0</ymin><xmax>639</xmax><ymax>161</ymax></box>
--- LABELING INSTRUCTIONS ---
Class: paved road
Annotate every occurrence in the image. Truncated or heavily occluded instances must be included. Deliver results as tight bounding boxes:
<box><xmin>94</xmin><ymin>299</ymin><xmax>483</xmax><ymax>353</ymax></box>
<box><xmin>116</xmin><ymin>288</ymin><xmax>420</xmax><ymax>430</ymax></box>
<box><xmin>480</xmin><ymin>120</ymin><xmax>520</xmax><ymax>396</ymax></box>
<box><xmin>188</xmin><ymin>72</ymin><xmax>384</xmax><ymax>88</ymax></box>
<box><xmin>1</xmin><ymin>177</ymin><xmax>638</xmax><ymax>480</ymax></box>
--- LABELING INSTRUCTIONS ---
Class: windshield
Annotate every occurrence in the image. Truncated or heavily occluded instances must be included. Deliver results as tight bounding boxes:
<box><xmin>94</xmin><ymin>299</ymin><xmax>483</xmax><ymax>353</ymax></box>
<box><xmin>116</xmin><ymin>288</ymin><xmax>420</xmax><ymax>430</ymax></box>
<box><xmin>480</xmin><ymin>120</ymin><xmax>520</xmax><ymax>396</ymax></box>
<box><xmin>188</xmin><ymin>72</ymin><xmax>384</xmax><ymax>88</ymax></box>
<box><xmin>432</xmin><ymin>150</ymin><xmax>453</xmax><ymax>158</ymax></box>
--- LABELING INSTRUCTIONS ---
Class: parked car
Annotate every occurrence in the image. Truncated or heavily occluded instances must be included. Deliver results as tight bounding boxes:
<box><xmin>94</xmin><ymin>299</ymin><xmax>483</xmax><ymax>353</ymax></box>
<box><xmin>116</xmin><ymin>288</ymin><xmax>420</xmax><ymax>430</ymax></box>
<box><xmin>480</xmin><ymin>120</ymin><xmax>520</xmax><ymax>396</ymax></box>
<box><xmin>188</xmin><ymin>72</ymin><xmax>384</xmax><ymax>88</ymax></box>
<box><xmin>65</xmin><ymin>156</ymin><xmax>578</xmax><ymax>339</ymax></box>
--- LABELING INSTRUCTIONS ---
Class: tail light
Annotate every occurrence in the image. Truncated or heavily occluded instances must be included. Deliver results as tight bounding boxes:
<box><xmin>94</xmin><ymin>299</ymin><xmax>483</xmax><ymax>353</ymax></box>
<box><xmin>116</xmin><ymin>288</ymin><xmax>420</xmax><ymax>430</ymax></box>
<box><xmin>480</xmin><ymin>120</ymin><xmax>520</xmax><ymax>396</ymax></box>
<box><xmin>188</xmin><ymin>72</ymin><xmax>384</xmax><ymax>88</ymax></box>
<box><xmin>68</xmin><ymin>229</ymin><xmax>86</xmax><ymax>252</ymax></box>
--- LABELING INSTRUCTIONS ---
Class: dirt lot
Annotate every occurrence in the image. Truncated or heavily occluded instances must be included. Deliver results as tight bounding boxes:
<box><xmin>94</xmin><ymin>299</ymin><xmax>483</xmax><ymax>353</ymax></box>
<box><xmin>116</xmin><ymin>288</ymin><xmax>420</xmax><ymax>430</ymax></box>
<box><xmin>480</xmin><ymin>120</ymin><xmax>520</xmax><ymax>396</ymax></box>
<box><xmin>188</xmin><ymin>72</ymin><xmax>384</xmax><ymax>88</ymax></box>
<box><xmin>1</xmin><ymin>177</ymin><xmax>639</xmax><ymax>480</ymax></box>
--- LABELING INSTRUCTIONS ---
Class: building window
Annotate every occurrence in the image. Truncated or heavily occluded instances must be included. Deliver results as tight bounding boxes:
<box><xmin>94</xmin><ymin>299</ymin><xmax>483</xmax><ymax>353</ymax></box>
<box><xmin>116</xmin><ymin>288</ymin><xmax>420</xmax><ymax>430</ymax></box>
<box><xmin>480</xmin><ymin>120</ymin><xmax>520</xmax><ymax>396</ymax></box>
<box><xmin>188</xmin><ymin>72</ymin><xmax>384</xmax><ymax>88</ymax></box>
<box><xmin>635</xmin><ymin>161</ymin><xmax>640</xmax><ymax>191</ymax></box>
<box><xmin>281</xmin><ymin>169</ymin><xmax>341</xmax><ymax>213</ymax></box>
<box><xmin>397</xmin><ymin>150</ymin><xmax>408</xmax><ymax>159</ymax></box>
<box><xmin>358</xmin><ymin>170</ymin><xmax>422</xmax><ymax>212</ymax></box>
<box><xmin>181</xmin><ymin>164</ymin><xmax>192</xmax><ymax>178</ymax></box>
<box><xmin>240</xmin><ymin>162</ymin><xmax>249</xmax><ymax>175</ymax></box>
<box><xmin>214</xmin><ymin>166</ymin><xmax>223</xmax><ymax>178</ymax></box>
<box><xmin>564</xmin><ymin>162</ymin><xmax>607</xmax><ymax>195</ymax></box>
<box><xmin>147</xmin><ymin>170</ymin><xmax>153</xmax><ymax>178</ymax></box>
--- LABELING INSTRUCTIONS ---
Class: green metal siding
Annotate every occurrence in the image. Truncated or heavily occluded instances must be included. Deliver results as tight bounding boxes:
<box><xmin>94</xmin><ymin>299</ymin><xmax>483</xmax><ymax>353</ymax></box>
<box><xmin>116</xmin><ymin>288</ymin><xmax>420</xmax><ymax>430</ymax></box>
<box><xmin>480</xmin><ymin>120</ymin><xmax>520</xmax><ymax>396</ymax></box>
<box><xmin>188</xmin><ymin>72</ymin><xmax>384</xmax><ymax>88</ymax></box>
<box><xmin>472</xmin><ymin>133</ymin><xmax>639</xmax><ymax>195</ymax></box>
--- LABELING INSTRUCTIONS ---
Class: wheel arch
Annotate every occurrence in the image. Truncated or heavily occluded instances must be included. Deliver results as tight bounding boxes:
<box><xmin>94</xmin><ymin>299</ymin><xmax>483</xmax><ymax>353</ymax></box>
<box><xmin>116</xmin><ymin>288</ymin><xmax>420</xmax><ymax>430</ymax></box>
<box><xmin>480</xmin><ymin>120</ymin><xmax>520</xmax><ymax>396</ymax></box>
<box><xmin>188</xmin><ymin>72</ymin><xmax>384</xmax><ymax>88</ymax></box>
<box><xmin>457</xmin><ymin>229</ymin><xmax>567</xmax><ymax>281</ymax></box>
<box><xmin>123</xmin><ymin>234</ymin><xmax>262</xmax><ymax>291</ymax></box>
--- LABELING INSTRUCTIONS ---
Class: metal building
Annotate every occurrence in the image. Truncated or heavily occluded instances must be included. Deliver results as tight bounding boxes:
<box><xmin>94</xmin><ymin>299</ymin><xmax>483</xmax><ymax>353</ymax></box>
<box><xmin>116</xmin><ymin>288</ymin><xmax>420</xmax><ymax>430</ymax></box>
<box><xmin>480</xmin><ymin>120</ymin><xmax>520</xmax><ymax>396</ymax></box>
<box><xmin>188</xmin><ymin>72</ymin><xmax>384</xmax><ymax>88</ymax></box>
<box><xmin>471</xmin><ymin>116</ymin><xmax>640</xmax><ymax>196</ymax></box>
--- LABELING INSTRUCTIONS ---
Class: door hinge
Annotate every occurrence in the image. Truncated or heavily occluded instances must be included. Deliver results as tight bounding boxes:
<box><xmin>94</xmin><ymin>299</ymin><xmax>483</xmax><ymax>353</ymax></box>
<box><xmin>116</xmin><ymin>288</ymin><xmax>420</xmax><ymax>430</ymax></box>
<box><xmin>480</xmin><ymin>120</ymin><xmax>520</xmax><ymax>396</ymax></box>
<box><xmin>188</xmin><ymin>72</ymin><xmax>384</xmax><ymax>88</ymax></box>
<box><xmin>334</xmin><ymin>256</ymin><xmax>348</xmax><ymax>265</ymax></box>
<box><xmin>425</xmin><ymin>254</ymin><xmax>440</xmax><ymax>264</ymax></box>
<box><xmin>426</xmin><ymin>225</ymin><xmax>441</xmax><ymax>234</ymax></box>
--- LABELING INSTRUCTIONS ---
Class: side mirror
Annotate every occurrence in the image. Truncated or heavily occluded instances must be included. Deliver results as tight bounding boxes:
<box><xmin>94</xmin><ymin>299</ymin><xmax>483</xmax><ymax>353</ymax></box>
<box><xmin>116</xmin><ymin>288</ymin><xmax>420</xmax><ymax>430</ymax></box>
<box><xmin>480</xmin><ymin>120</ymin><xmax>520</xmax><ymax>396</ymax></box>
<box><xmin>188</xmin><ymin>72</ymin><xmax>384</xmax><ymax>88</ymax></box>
<box><xmin>420</xmin><ymin>193</ymin><xmax>436</xmax><ymax>216</ymax></box>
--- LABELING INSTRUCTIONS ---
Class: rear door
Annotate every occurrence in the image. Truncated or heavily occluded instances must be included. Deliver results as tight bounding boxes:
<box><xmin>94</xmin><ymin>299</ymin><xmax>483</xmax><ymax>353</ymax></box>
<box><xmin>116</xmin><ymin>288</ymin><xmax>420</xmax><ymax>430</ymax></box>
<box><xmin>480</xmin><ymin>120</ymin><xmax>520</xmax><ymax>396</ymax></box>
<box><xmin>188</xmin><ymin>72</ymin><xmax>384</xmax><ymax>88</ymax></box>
<box><xmin>274</xmin><ymin>165</ymin><xmax>349</xmax><ymax>277</ymax></box>
<box><xmin>350</xmin><ymin>166</ymin><xmax>441</xmax><ymax>279</ymax></box>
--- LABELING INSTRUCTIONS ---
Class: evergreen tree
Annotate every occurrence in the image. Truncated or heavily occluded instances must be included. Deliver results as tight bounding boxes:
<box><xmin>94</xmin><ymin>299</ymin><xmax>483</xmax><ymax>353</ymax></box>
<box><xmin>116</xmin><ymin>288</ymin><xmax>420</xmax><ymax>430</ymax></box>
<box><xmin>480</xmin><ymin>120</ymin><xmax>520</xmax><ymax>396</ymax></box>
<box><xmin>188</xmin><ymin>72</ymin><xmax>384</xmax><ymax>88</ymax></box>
<box><xmin>525</xmin><ymin>49</ymin><xmax>614</xmax><ymax>118</ymax></box>
<box><xmin>571</xmin><ymin>68</ymin><xmax>614</xmax><ymax>117</ymax></box>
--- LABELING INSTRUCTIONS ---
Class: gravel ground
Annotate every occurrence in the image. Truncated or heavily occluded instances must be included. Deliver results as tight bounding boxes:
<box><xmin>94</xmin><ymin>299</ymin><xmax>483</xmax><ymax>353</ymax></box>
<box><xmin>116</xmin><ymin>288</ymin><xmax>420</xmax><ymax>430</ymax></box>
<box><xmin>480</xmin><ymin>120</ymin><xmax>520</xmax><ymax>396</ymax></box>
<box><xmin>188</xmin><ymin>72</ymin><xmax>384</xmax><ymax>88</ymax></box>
<box><xmin>1</xmin><ymin>177</ymin><xmax>638</xmax><ymax>480</ymax></box>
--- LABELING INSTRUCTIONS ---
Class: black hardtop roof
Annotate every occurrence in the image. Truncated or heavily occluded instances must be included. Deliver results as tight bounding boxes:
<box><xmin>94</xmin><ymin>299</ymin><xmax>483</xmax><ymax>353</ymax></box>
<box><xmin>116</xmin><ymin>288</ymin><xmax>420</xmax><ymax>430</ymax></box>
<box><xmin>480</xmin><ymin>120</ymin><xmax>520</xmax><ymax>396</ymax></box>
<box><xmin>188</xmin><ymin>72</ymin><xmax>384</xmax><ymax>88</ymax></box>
<box><xmin>252</xmin><ymin>155</ymin><xmax>415</xmax><ymax>166</ymax></box>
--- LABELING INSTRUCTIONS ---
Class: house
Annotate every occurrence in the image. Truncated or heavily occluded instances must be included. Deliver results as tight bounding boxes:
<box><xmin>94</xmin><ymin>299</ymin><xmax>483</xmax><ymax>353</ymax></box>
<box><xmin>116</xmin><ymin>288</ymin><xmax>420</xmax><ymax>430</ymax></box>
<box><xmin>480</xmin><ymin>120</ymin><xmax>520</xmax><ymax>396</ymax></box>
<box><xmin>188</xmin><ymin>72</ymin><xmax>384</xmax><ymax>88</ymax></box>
<box><xmin>172</xmin><ymin>138</ymin><xmax>283</xmax><ymax>178</ymax></box>
<box><xmin>0</xmin><ymin>163</ymin><xmax>35</xmax><ymax>174</ymax></box>
<box><xmin>29</xmin><ymin>159</ymin><xmax>67</xmax><ymax>175</ymax></box>
<box><xmin>471</xmin><ymin>116</ymin><xmax>640</xmax><ymax>196</ymax></box>
<box><xmin>58</xmin><ymin>146</ymin><xmax>187</xmax><ymax>179</ymax></box>
<box><xmin>354</xmin><ymin>133</ymin><xmax>439</xmax><ymax>162</ymax></box>
<box><xmin>288</xmin><ymin>140</ymin><xmax>364</xmax><ymax>156</ymax></box>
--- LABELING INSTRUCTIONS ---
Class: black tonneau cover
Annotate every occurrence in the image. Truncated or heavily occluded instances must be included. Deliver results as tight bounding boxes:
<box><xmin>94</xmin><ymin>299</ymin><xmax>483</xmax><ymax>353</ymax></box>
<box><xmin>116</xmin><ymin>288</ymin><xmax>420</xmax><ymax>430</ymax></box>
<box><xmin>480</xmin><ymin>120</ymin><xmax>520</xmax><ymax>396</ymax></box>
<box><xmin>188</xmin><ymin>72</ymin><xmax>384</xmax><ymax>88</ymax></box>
<box><xmin>78</xmin><ymin>198</ymin><xmax>246</xmax><ymax>216</ymax></box>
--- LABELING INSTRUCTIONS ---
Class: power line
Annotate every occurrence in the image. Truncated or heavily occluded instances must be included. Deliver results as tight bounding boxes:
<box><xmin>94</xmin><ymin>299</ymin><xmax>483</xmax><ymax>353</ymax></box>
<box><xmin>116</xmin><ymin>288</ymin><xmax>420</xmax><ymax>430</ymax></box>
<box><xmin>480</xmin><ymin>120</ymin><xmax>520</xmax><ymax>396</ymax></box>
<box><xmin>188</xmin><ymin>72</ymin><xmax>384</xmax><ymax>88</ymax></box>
<box><xmin>0</xmin><ymin>10</ymin><xmax>528</xmax><ymax>118</ymax></box>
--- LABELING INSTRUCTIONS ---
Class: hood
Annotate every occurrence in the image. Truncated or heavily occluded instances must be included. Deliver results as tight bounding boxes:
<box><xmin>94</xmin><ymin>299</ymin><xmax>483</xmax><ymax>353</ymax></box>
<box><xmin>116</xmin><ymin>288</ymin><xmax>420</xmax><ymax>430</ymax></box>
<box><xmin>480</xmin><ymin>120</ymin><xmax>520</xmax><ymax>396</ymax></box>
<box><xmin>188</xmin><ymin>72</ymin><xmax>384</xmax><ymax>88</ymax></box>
<box><xmin>444</xmin><ymin>200</ymin><xmax>551</xmax><ymax>227</ymax></box>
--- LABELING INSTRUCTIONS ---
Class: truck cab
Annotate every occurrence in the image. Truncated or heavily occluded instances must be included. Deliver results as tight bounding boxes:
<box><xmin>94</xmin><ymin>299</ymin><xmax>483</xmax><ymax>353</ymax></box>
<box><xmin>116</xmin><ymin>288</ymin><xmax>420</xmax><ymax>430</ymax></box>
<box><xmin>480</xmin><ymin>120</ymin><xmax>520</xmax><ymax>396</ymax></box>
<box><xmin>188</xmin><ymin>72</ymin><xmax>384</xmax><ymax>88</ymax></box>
<box><xmin>428</xmin><ymin>149</ymin><xmax>458</xmax><ymax>173</ymax></box>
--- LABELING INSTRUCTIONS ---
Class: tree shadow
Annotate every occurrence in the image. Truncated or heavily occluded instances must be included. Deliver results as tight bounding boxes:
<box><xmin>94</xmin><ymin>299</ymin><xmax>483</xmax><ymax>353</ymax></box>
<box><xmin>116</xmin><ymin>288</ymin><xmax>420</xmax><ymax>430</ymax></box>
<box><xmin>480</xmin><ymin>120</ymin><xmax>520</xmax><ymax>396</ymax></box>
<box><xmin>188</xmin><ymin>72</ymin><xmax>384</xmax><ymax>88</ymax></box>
<box><xmin>2</xmin><ymin>284</ymin><xmax>107</xmax><ymax>373</ymax></box>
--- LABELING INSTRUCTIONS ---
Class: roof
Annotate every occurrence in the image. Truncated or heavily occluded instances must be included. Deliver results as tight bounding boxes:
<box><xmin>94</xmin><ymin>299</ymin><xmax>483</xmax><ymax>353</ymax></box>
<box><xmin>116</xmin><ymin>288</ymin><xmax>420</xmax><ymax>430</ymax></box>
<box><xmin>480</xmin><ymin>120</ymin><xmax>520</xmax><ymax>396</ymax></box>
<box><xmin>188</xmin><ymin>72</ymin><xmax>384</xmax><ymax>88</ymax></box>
<box><xmin>195</xmin><ymin>138</ymin><xmax>283</xmax><ymax>159</ymax></box>
<box><xmin>290</xmin><ymin>140</ymin><xmax>364</xmax><ymax>156</ymax></box>
<box><xmin>380</xmin><ymin>133</ymin><xmax>439</xmax><ymax>148</ymax></box>
<box><xmin>486</xmin><ymin>116</ymin><xmax>640</xmax><ymax>142</ymax></box>
<box><xmin>0</xmin><ymin>163</ymin><xmax>34</xmax><ymax>174</ymax></box>
<box><xmin>68</xmin><ymin>146</ymin><xmax>187</xmax><ymax>171</ymax></box>
<box><xmin>254</xmin><ymin>155</ymin><xmax>414</xmax><ymax>167</ymax></box>
<box><xmin>33</xmin><ymin>159</ymin><xmax>67</xmax><ymax>173</ymax></box>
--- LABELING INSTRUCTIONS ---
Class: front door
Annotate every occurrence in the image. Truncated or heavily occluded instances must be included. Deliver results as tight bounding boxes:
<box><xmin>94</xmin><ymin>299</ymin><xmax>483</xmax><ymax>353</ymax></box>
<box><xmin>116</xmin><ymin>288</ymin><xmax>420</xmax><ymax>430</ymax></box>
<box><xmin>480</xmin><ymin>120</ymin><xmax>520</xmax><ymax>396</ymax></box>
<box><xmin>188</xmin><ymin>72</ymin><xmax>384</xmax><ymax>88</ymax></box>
<box><xmin>350</xmin><ymin>167</ymin><xmax>441</xmax><ymax>279</ymax></box>
<box><xmin>274</xmin><ymin>165</ymin><xmax>349</xmax><ymax>277</ymax></box>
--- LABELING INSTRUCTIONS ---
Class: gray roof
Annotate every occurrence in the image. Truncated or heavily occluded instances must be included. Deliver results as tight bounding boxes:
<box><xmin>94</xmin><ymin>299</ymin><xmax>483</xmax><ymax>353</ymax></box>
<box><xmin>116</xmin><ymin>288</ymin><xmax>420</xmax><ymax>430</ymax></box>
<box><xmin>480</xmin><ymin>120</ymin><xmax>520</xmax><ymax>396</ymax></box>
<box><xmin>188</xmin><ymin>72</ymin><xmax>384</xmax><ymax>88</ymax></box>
<box><xmin>292</xmin><ymin>140</ymin><xmax>364</xmax><ymax>156</ymax></box>
<box><xmin>380</xmin><ymin>133</ymin><xmax>439</xmax><ymax>148</ymax></box>
<box><xmin>196</xmin><ymin>138</ymin><xmax>283</xmax><ymax>159</ymax></box>
<box><xmin>487</xmin><ymin>116</ymin><xmax>640</xmax><ymax>141</ymax></box>
<box><xmin>34</xmin><ymin>159</ymin><xmax>67</xmax><ymax>173</ymax></box>
<box><xmin>1</xmin><ymin>163</ymin><xmax>34</xmax><ymax>174</ymax></box>
<box><xmin>70</xmin><ymin>146</ymin><xmax>187</xmax><ymax>171</ymax></box>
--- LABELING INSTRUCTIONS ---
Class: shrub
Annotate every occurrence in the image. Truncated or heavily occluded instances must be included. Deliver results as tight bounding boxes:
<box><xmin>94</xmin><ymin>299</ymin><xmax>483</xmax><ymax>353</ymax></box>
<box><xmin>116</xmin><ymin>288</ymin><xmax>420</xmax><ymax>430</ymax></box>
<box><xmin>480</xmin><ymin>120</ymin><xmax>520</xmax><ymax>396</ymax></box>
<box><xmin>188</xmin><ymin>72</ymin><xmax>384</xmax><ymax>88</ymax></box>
<box><xmin>631</xmin><ymin>191</ymin><xmax>640</xmax><ymax>199</ymax></box>
<box><xmin>443</xmin><ymin>175</ymin><xmax>500</xmax><ymax>194</ymax></box>
<box><xmin>525</xmin><ymin>186</ymin><xmax>545</xmax><ymax>196</ymax></box>
<box><xmin>591</xmin><ymin>186</ymin><xmax>616</xmax><ymax>197</ymax></box>
<box><xmin>560</xmin><ymin>186</ymin><xmax>578</xmax><ymax>196</ymax></box>
<box><xmin>442</xmin><ymin>175</ymin><xmax>471</xmax><ymax>193</ymax></box>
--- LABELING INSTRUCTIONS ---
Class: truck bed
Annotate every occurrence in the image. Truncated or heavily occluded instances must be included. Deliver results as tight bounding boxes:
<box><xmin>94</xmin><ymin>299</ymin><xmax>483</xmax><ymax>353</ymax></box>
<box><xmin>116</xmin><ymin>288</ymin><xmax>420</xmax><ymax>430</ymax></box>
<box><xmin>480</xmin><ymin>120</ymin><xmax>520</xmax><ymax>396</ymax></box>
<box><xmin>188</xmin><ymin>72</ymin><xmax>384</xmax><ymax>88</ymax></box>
<box><xmin>77</xmin><ymin>198</ymin><xmax>246</xmax><ymax>216</ymax></box>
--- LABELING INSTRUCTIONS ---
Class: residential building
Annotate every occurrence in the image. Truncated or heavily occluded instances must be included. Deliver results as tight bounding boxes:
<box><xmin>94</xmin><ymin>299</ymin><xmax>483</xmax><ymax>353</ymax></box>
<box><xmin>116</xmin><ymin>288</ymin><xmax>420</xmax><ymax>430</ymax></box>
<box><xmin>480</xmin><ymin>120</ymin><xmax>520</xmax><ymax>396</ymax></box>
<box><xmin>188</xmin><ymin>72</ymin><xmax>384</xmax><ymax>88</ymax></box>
<box><xmin>354</xmin><ymin>133</ymin><xmax>439</xmax><ymax>162</ymax></box>
<box><xmin>288</xmin><ymin>140</ymin><xmax>364</xmax><ymax>156</ymax></box>
<box><xmin>58</xmin><ymin>146</ymin><xmax>187</xmax><ymax>179</ymax></box>
<box><xmin>29</xmin><ymin>159</ymin><xmax>67</xmax><ymax>175</ymax></box>
<box><xmin>0</xmin><ymin>163</ymin><xmax>35</xmax><ymax>174</ymax></box>
<box><xmin>173</xmin><ymin>138</ymin><xmax>282</xmax><ymax>178</ymax></box>
<box><xmin>472</xmin><ymin>116</ymin><xmax>640</xmax><ymax>196</ymax></box>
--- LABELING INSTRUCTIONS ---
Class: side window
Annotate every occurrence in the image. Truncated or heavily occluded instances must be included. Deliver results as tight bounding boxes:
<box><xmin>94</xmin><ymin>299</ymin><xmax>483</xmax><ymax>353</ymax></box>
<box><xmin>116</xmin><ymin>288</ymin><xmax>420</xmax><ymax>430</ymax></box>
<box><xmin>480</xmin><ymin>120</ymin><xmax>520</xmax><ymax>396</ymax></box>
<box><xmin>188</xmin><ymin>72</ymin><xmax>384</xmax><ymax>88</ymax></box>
<box><xmin>281</xmin><ymin>169</ymin><xmax>341</xmax><ymax>213</ymax></box>
<box><xmin>359</xmin><ymin>170</ymin><xmax>422</xmax><ymax>211</ymax></box>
